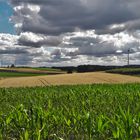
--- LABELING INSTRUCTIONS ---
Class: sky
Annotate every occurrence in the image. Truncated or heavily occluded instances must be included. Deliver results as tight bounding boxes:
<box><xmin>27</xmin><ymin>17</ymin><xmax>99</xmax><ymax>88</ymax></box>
<box><xmin>0</xmin><ymin>1</ymin><xmax>15</xmax><ymax>34</ymax></box>
<box><xmin>0</xmin><ymin>0</ymin><xmax>140</xmax><ymax>66</ymax></box>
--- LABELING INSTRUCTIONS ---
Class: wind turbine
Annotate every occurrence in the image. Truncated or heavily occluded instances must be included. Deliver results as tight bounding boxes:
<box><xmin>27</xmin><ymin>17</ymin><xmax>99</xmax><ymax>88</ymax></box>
<box><xmin>127</xmin><ymin>49</ymin><xmax>130</xmax><ymax>66</ymax></box>
<box><xmin>116</xmin><ymin>49</ymin><xmax>131</xmax><ymax>66</ymax></box>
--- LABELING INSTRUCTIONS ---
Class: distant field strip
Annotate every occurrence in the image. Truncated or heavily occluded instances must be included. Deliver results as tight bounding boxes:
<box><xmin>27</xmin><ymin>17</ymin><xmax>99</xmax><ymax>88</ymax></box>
<box><xmin>106</xmin><ymin>67</ymin><xmax>140</xmax><ymax>76</ymax></box>
<box><xmin>0</xmin><ymin>71</ymin><xmax>48</xmax><ymax>77</ymax></box>
<box><xmin>0</xmin><ymin>72</ymin><xmax>140</xmax><ymax>87</ymax></box>
<box><xmin>0</xmin><ymin>68</ymin><xmax>65</xmax><ymax>75</ymax></box>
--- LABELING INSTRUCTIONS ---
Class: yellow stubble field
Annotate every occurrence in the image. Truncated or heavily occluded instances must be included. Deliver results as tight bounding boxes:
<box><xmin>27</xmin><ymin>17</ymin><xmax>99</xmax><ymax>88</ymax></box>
<box><xmin>0</xmin><ymin>72</ymin><xmax>140</xmax><ymax>88</ymax></box>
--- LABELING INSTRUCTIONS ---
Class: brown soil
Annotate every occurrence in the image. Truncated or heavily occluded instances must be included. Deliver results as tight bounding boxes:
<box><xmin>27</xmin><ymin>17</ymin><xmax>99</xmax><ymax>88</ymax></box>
<box><xmin>0</xmin><ymin>72</ymin><xmax>140</xmax><ymax>88</ymax></box>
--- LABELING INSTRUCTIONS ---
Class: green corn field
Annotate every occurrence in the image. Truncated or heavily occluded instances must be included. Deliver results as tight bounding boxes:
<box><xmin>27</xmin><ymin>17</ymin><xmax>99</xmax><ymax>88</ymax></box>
<box><xmin>0</xmin><ymin>84</ymin><xmax>140</xmax><ymax>139</ymax></box>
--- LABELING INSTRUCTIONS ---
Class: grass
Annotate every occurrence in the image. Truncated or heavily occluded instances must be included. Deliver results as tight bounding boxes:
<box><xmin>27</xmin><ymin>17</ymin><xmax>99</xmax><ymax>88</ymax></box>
<box><xmin>31</xmin><ymin>67</ymin><xmax>62</xmax><ymax>72</ymax></box>
<box><xmin>0</xmin><ymin>84</ymin><xmax>140</xmax><ymax>139</ymax></box>
<box><xmin>0</xmin><ymin>71</ymin><xmax>47</xmax><ymax>77</ymax></box>
<box><xmin>0</xmin><ymin>67</ymin><xmax>65</xmax><ymax>78</ymax></box>
<box><xmin>106</xmin><ymin>67</ymin><xmax>140</xmax><ymax>76</ymax></box>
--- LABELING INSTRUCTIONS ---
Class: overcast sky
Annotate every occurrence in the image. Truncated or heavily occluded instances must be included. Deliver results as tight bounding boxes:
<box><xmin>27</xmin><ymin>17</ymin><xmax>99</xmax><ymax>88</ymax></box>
<box><xmin>0</xmin><ymin>0</ymin><xmax>140</xmax><ymax>66</ymax></box>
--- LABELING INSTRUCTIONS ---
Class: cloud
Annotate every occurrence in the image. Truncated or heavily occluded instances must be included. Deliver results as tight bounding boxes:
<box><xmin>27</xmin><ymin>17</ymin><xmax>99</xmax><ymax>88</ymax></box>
<box><xmin>10</xmin><ymin>0</ymin><xmax>140</xmax><ymax>35</ymax></box>
<box><xmin>0</xmin><ymin>33</ymin><xmax>43</xmax><ymax>66</ymax></box>
<box><xmin>0</xmin><ymin>33</ymin><xmax>30</xmax><ymax>55</ymax></box>
<box><xmin>0</xmin><ymin>28</ymin><xmax>140</xmax><ymax>66</ymax></box>
<box><xmin>18</xmin><ymin>32</ymin><xmax>62</xmax><ymax>47</ymax></box>
<box><xmin>0</xmin><ymin>0</ymin><xmax>139</xmax><ymax>66</ymax></box>
<box><xmin>62</xmin><ymin>30</ymin><xmax>140</xmax><ymax>56</ymax></box>
<box><xmin>0</xmin><ymin>33</ymin><xmax>73</xmax><ymax>66</ymax></box>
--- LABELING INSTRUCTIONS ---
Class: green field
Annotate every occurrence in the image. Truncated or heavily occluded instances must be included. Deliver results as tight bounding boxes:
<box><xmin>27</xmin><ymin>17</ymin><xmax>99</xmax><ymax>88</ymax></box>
<box><xmin>106</xmin><ymin>67</ymin><xmax>140</xmax><ymax>76</ymax></box>
<box><xmin>0</xmin><ymin>84</ymin><xmax>140</xmax><ymax>139</ymax></box>
<box><xmin>31</xmin><ymin>67</ymin><xmax>62</xmax><ymax>71</ymax></box>
<box><xmin>0</xmin><ymin>72</ymin><xmax>47</xmax><ymax>77</ymax></box>
<box><xmin>0</xmin><ymin>67</ymin><xmax>65</xmax><ymax>78</ymax></box>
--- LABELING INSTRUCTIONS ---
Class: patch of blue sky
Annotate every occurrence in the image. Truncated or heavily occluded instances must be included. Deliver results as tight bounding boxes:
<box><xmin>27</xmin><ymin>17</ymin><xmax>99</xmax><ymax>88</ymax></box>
<box><xmin>0</xmin><ymin>0</ymin><xmax>15</xmax><ymax>34</ymax></box>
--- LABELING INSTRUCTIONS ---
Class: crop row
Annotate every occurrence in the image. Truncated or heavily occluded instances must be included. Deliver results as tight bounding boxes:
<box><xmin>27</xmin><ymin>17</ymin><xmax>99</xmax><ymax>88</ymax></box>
<box><xmin>0</xmin><ymin>84</ymin><xmax>140</xmax><ymax>139</ymax></box>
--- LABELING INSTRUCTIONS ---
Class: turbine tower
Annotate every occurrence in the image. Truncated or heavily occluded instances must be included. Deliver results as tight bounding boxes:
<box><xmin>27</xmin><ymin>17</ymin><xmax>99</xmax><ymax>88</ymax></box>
<box><xmin>127</xmin><ymin>49</ymin><xmax>130</xmax><ymax>66</ymax></box>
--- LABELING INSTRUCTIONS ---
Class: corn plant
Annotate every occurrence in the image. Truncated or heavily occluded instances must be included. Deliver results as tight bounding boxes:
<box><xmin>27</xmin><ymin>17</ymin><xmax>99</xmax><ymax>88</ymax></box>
<box><xmin>0</xmin><ymin>84</ymin><xmax>139</xmax><ymax>139</ymax></box>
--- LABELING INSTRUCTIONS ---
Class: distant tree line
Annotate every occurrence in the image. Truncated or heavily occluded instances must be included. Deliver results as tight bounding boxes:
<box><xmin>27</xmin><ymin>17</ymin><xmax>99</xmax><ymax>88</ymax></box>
<box><xmin>52</xmin><ymin>66</ymin><xmax>76</xmax><ymax>73</ymax></box>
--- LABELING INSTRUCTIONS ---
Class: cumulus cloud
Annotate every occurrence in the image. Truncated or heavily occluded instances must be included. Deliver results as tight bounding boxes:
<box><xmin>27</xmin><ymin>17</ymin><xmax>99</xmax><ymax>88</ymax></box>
<box><xmin>10</xmin><ymin>0</ymin><xmax>140</xmax><ymax>35</ymax></box>
<box><xmin>0</xmin><ymin>30</ymin><xmax>140</xmax><ymax>66</ymax></box>
<box><xmin>0</xmin><ymin>0</ymin><xmax>139</xmax><ymax>66</ymax></box>
<box><xmin>18</xmin><ymin>32</ymin><xmax>62</xmax><ymax>47</ymax></box>
<box><xmin>0</xmin><ymin>33</ymin><xmax>43</xmax><ymax>66</ymax></box>
<box><xmin>62</xmin><ymin>30</ymin><xmax>140</xmax><ymax>56</ymax></box>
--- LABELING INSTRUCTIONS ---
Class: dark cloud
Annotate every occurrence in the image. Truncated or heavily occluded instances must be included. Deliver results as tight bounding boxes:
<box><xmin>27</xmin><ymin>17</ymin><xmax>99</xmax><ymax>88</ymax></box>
<box><xmin>10</xmin><ymin>0</ymin><xmax>140</xmax><ymax>35</ymax></box>
<box><xmin>0</xmin><ymin>48</ymin><xmax>27</xmax><ymax>54</ymax></box>
<box><xmin>1</xmin><ymin>0</ymin><xmax>139</xmax><ymax>66</ymax></box>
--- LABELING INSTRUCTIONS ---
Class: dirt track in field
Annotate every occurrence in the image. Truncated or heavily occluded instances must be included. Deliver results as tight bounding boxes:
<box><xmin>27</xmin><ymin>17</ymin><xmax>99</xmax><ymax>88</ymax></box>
<box><xmin>0</xmin><ymin>72</ymin><xmax>140</xmax><ymax>88</ymax></box>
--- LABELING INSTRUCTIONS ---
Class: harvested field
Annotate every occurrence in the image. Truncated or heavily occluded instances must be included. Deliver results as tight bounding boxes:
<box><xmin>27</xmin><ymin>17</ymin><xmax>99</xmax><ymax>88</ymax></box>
<box><xmin>0</xmin><ymin>67</ymin><xmax>65</xmax><ymax>75</ymax></box>
<box><xmin>0</xmin><ymin>72</ymin><xmax>140</xmax><ymax>87</ymax></box>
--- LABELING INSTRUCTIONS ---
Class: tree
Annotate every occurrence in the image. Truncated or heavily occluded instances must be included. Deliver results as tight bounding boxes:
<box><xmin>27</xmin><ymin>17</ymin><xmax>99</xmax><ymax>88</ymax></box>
<box><xmin>11</xmin><ymin>64</ymin><xmax>15</xmax><ymax>68</ymax></box>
